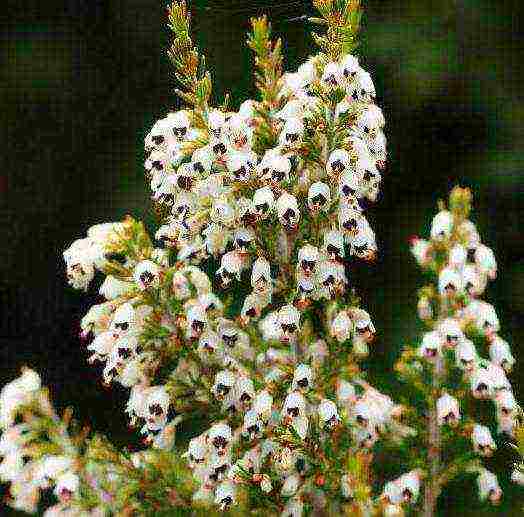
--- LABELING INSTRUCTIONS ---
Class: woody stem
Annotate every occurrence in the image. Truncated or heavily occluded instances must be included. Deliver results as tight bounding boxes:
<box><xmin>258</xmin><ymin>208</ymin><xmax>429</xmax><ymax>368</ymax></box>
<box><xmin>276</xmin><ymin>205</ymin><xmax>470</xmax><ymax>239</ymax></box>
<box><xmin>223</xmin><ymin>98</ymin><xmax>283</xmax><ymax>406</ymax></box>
<box><xmin>424</xmin><ymin>356</ymin><xmax>443</xmax><ymax>517</ymax></box>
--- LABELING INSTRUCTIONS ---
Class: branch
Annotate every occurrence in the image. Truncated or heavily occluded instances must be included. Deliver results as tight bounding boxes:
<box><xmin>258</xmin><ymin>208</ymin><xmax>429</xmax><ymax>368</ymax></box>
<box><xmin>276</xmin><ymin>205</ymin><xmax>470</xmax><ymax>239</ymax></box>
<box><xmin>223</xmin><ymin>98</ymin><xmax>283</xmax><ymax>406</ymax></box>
<box><xmin>167</xmin><ymin>1</ymin><xmax>213</xmax><ymax>112</ymax></box>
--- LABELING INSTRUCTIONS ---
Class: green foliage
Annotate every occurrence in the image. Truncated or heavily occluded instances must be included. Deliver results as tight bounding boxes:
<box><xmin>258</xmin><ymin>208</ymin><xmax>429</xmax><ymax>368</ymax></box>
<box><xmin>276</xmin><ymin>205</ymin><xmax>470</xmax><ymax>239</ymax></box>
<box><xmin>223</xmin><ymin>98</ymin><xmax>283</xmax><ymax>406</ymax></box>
<box><xmin>167</xmin><ymin>1</ymin><xmax>213</xmax><ymax>112</ymax></box>
<box><xmin>310</xmin><ymin>0</ymin><xmax>362</xmax><ymax>59</ymax></box>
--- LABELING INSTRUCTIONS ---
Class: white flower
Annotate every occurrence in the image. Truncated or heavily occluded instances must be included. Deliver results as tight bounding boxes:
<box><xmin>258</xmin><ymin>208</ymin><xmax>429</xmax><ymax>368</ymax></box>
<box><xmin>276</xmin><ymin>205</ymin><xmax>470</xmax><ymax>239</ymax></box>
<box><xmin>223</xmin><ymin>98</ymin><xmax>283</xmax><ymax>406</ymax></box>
<box><xmin>318</xmin><ymin>399</ymin><xmax>339</xmax><ymax>427</ymax></box>
<box><xmin>357</xmin><ymin>105</ymin><xmax>385</xmax><ymax>137</ymax></box>
<box><xmin>53</xmin><ymin>471</ymin><xmax>79</xmax><ymax>500</ymax></box>
<box><xmin>477</xmin><ymin>469</ymin><xmax>502</xmax><ymax>503</ymax></box>
<box><xmin>242</xmin><ymin>409</ymin><xmax>264</xmax><ymax>439</ymax></box>
<box><xmin>396</xmin><ymin>470</ymin><xmax>421</xmax><ymax>503</ymax></box>
<box><xmin>216</xmin><ymin>251</ymin><xmax>243</xmax><ymax>287</ymax></box>
<box><xmin>143</xmin><ymin>385</ymin><xmax>170</xmax><ymax>423</ymax></box>
<box><xmin>109</xmin><ymin>303</ymin><xmax>135</xmax><ymax>336</ymax></box>
<box><xmin>297</xmin><ymin>244</ymin><xmax>319</xmax><ymax>276</ymax></box>
<box><xmin>211</xmin><ymin>197</ymin><xmax>236</xmax><ymax>226</ymax></box>
<box><xmin>438</xmin><ymin>266</ymin><xmax>463</xmax><ymax>296</ymax></box>
<box><xmin>470</xmin><ymin>366</ymin><xmax>494</xmax><ymax>399</ymax></box>
<box><xmin>340</xmin><ymin>54</ymin><xmax>360</xmax><ymax>80</ymax></box>
<box><xmin>494</xmin><ymin>389</ymin><xmax>517</xmax><ymax>417</ymax></box>
<box><xmin>253</xmin><ymin>390</ymin><xmax>273</xmax><ymax>421</ymax></box>
<box><xmin>276</xmin><ymin>192</ymin><xmax>300</xmax><ymax>230</ymax></box>
<box><xmin>331</xmin><ymin>310</ymin><xmax>352</xmax><ymax>342</ymax></box>
<box><xmin>259</xmin><ymin>311</ymin><xmax>282</xmax><ymax>342</ymax></box>
<box><xmin>462</xmin><ymin>264</ymin><xmax>486</xmax><ymax>296</ymax></box>
<box><xmin>449</xmin><ymin>244</ymin><xmax>467</xmax><ymax>269</ymax></box>
<box><xmin>146</xmin><ymin>117</ymin><xmax>171</xmax><ymax>149</ymax></box>
<box><xmin>282</xmin><ymin>391</ymin><xmax>306</xmax><ymax>419</ymax></box>
<box><xmin>253</xmin><ymin>186</ymin><xmax>275</xmax><ymax>218</ymax></box>
<box><xmin>212</xmin><ymin>370</ymin><xmax>236</xmax><ymax>400</ymax></box>
<box><xmin>437</xmin><ymin>318</ymin><xmax>464</xmax><ymax>348</ymax></box>
<box><xmin>0</xmin><ymin>369</ymin><xmax>41</xmax><ymax>429</ymax></box>
<box><xmin>208</xmin><ymin>109</ymin><xmax>226</xmax><ymax>138</ymax></box>
<box><xmin>323</xmin><ymin>230</ymin><xmax>345</xmax><ymax>260</ymax></box>
<box><xmin>276</xmin><ymin>99</ymin><xmax>306</xmax><ymax>121</ymax></box>
<box><xmin>430</xmin><ymin>210</ymin><xmax>453</xmax><ymax>240</ymax></box>
<box><xmin>489</xmin><ymin>336</ymin><xmax>515</xmax><ymax>372</ymax></box>
<box><xmin>455</xmin><ymin>338</ymin><xmax>478</xmax><ymax>370</ymax></box>
<box><xmin>338</xmin><ymin>204</ymin><xmax>362</xmax><ymax>234</ymax></box>
<box><xmin>352</xmin><ymin>308</ymin><xmax>376</xmax><ymax>341</ymax></box>
<box><xmin>133</xmin><ymin>260</ymin><xmax>161</xmax><ymax>290</ymax></box>
<box><xmin>278</xmin><ymin>304</ymin><xmax>301</xmax><ymax>342</ymax></box>
<box><xmin>278</xmin><ymin>117</ymin><xmax>304</xmax><ymax>145</ymax></box>
<box><xmin>474</xmin><ymin>244</ymin><xmax>497</xmax><ymax>279</ymax></box>
<box><xmin>437</xmin><ymin>393</ymin><xmax>460</xmax><ymax>426</ymax></box>
<box><xmin>354</xmin><ymin>69</ymin><xmax>376</xmax><ymax>101</ymax></box>
<box><xmin>166</xmin><ymin>110</ymin><xmax>191</xmax><ymax>140</ymax></box>
<box><xmin>65</xmin><ymin>255</ymin><xmax>95</xmax><ymax>291</ymax></box>
<box><xmin>226</xmin><ymin>150</ymin><xmax>256</xmax><ymax>182</ymax></box>
<box><xmin>472</xmin><ymin>424</ymin><xmax>496</xmax><ymax>456</ymax></box>
<box><xmin>292</xmin><ymin>364</ymin><xmax>313</xmax><ymax>391</ymax></box>
<box><xmin>191</xmin><ymin>145</ymin><xmax>214</xmax><ymax>175</ymax></box>
<box><xmin>281</xmin><ymin>473</ymin><xmax>301</xmax><ymax>496</ymax></box>
<box><xmin>418</xmin><ymin>330</ymin><xmax>442</xmax><ymax>359</ymax></box>
<box><xmin>321</xmin><ymin>62</ymin><xmax>343</xmax><ymax>88</ymax></box>
<box><xmin>186</xmin><ymin>304</ymin><xmax>208</xmax><ymax>338</ymax></box>
<box><xmin>316</xmin><ymin>259</ymin><xmax>347</xmax><ymax>296</ymax></box>
<box><xmin>235</xmin><ymin>376</ymin><xmax>255</xmax><ymax>406</ymax></box>
<box><xmin>308</xmin><ymin>182</ymin><xmax>331</xmax><ymax>211</ymax></box>
<box><xmin>214</xmin><ymin>480</ymin><xmax>235</xmax><ymax>511</ymax></box>
<box><xmin>263</xmin><ymin>154</ymin><xmax>292</xmax><ymax>183</ymax></box>
<box><xmin>186</xmin><ymin>435</ymin><xmax>208</xmax><ymax>466</ymax></box>
<box><xmin>327</xmin><ymin>149</ymin><xmax>352</xmax><ymax>176</ymax></box>
<box><xmin>464</xmin><ymin>300</ymin><xmax>500</xmax><ymax>337</ymax></box>
<box><xmin>251</xmin><ymin>257</ymin><xmax>272</xmax><ymax>293</ymax></box>
<box><xmin>410</xmin><ymin>237</ymin><xmax>431</xmax><ymax>266</ymax></box>
<box><xmin>208</xmin><ymin>423</ymin><xmax>232</xmax><ymax>456</ymax></box>
<box><xmin>339</xmin><ymin>177</ymin><xmax>362</xmax><ymax>212</ymax></box>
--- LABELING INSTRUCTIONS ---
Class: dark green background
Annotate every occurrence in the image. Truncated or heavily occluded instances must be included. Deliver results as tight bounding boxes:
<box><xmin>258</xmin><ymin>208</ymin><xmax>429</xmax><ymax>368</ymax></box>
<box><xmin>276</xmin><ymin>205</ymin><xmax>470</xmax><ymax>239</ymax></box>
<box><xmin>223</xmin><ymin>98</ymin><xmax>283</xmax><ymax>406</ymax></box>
<box><xmin>2</xmin><ymin>0</ymin><xmax>523</xmax><ymax>514</ymax></box>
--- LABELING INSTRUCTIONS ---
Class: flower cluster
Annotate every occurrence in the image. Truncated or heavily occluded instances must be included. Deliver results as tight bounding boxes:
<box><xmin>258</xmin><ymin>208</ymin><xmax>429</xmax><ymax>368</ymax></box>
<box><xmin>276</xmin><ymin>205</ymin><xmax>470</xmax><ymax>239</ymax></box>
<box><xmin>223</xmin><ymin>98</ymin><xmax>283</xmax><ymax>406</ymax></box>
<box><xmin>391</xmin><ymin>187</ymin><xmax>522</xmax><ymax>514</ymax></box>
<box><xmin>145</xmin><ymin>36</ymin><xmax>385</xmax><ymax>319</ymax></box>
<box><xmin>0</xmin><ymin>367</ymin><xmax>202</xmax><ymax>515</ymax></box>
<box><xmin>0</xmin><ymin>370</ymin><xmax>89</xmax><ymax>515</ymax></box>
<box><xmin>2</xmin><ymin>1</ymin><xmax>521</xmax><ymax>516</ymax></box>
<box><xmin>60</xmin><ymin>1</ymin><xmax>398</xmax><ymax>513</ymax></box>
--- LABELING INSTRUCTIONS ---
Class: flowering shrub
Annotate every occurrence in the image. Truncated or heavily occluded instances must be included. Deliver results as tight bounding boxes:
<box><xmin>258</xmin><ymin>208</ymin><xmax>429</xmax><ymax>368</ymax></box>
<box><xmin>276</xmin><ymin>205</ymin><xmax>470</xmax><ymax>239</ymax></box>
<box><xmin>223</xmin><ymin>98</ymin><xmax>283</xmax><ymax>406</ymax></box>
<box><xmin>0</xmin><ymin>1</ymin><xmax>521</xmax><ymax>515</ymax></box>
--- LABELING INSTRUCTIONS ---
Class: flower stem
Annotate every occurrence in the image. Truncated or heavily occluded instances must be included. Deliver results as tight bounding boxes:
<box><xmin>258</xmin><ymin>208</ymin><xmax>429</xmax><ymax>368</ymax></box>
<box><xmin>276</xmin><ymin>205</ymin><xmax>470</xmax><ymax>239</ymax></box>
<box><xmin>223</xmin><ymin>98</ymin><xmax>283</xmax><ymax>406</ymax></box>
<box><xmin>424</xmin><ymin>356</ymin><xmax>443</xmax><ymax>517</ymax></box>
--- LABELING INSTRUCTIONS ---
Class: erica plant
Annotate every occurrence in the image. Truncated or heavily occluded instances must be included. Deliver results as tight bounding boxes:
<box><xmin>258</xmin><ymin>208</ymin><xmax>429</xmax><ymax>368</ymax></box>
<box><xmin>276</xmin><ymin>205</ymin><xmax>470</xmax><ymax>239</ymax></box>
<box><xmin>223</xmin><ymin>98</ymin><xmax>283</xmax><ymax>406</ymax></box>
<box><xmin>0</xmin><ymin>1</ymin><xmax>521</xmax><ymax>516</ymax></box>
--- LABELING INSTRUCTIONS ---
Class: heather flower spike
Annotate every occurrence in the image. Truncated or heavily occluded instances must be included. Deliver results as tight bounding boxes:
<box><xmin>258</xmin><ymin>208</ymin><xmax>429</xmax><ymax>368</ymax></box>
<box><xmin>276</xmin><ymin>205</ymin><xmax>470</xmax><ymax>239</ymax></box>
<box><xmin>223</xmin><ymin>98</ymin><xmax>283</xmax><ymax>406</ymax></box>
<box><xmin>1</xmin><ymin>1</ymin><xmax>521</xmax><ymax>516</ymax></box>
<box><xmin>395</xmin><ymin>187</ymin><xmax>522</xmax><ymax>515</ymax></box>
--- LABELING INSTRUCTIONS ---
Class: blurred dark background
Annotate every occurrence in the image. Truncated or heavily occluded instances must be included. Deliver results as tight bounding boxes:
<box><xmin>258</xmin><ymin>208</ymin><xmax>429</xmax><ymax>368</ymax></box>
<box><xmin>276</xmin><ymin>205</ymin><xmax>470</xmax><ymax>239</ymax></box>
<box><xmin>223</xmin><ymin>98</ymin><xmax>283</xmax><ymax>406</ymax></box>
<box><xmin>2</xmin><ymin>0</ymin><xmax>523</xmax><ymax>514</ymax></box>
